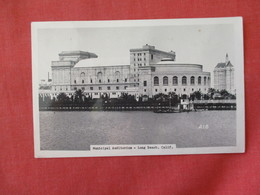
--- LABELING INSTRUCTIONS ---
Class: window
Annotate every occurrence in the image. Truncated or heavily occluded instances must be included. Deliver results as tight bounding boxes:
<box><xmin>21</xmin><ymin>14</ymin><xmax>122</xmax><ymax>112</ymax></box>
<box><xmin>90</xmin><ymin>79</ymin><xmax>92</xmax><ymax>83</ymax></box>
<box><xmin>174</xmin><ymin>88</ymin><xmax>176</xmax><ymax>92</ymax></box>
<box><xmin>144</xmin><ymin>89</ymin><xmax>146</xmax><ymax>92</ymax></box>
<box><xmin>182</xmin><ymin>76</ymin><xmax>187</xmax><ymax>85</ymax></box>
<box><xmin>107</xmin><ymin>86</ymin><xmax>110</xmax><ymax>90</ymax></box>
<box><xmin>155</xmin><ymin>89</ymin><xmax>158</xmax><ymax>92</ymax></box>
<box><xmin>116</xmin><ymin>86</ymin><xmax>119</xmax><ymax>90</ymax></box>
<box><xmin>97</xmin><ymin>72</ymin><xmax>102</xmax><ymax>79</ymax></box>
<box><xmin>190</xmin><ymin>76</ymin><xmax>195</xmax><ymax>85</ymax></box>
<box><xmin>99</xmin><ymin>87</ymin><xmax>102</xmax><ymax>90</ymax></box>
<box><xmin>117</xmin><ymin>79</ymin><xmax>119</xmax><ymax>83</ymax></box>
<box><xmin>82</xmin><ymin>87</ymin><xmax>85</xmax><ymax>90</ymax></box>
<box><xmin>99</xmin><ymin>79</ymin><xmax>101</xmax><ymax>83</ymax></box>
<box><xmin>124</xmin><ymin>86</ymin><xmax>127</xmax><ymax>89</ymax></box>
<box><xmin>184</xmin><ymin>88</ymin><xmax>186</xmax><ymax>91</ymax></box>
<box><xmin>154</xmin><ymin>76</ymin><xmax>159</xmax><ymax>86</ymax></box>
<box><xmin>90</xmin><ymin>87</ymin><xmax>93</xmax><ymax>90</ymax></box>
<box><xmin>74</xmin><ymin>87</ymin><xmax>77</xmax><ymax>90</ymax></box>
<box><xmin>82</xmin><ymin>80</ymin><xmax>84</xmax><ymax>84</ymax></box>
<box><xmin>198</xmin><ymin>76</ymin><xmax>201</xmax><ymax>85</ymax></box>
<box><xmin>192</xmin><ymin>88</ymin><xmax>194</xmax><ymax>91</ymax></box>
<box><xmin>144</xmin><ymin>81</ymin><xmax>147</xmax><ymax>86</ymax></box>
<box><xmin>151</xmin><ymin>54</ymin><xmax>153</xmax><ymax>60</ymax></box>
<box><xmin>74</xmin><ymin>80</ymin><xmax>76</xmax><ymax>84</ymax></box>
<box><xmin>204</xmin><ymin>76</ymin><xmax>207</xmax><ymax>85</ymax></box>
<box><xmin>80</xmin><ymin>72</ymin><xmax>85</xmax><ymax>77</ymax></box>
<box><xmin>125</xmin><ymin>78</ymin><xmax>127</xmax><ymax>82</ymax></box>
<box><xmin>163</xmin><ymin>76</ymin><xmax>168</xmax><ymax>86</ymax></box>
<box><xmin>173</xmin><ymin>76</ymin><xmax>178</xmax><ymax>85</ymax></box>
<box><xmin>165</xmin><ymin>89</ymin><xmax>167</xmax><ymax>92</ymax></box>
<box><xmin>94</xmin><ymin>93</ymin><xmax>98</xmax><ymax>95</ymax></box>
<box><xmin>108</xmin><ymin>79</ymin><xmax>110</xmax><ymax>83</ymax></box>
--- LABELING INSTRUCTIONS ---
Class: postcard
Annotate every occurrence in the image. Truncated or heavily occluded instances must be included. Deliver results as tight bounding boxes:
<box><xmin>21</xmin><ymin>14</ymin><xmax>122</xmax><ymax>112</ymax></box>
<box><xmin>32</xmin><ymin>17</ymin><xmax>244</xmax><ymax>158</ymax></box>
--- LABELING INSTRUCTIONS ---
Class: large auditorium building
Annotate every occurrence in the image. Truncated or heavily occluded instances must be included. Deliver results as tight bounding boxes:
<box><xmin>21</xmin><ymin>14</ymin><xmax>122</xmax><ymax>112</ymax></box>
<box><xmin>48</xmin><ymin>44</ymin><xmax>211</xmax><ymax>99</ymax></box>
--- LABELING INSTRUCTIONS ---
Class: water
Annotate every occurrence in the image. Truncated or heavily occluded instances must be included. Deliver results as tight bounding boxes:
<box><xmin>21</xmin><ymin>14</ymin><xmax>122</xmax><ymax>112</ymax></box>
<box><xmin>40</xmin><ymin>111</ymin><xmax>236</xmax><ymax>150</ymax></box>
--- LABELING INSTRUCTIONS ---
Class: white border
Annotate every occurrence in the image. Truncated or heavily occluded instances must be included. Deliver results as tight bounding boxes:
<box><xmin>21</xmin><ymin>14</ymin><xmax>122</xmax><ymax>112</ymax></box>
<box><xmin>32</xmin><ymin>17</ymin><xmax>245</xmax><ymax>158</ymax></box>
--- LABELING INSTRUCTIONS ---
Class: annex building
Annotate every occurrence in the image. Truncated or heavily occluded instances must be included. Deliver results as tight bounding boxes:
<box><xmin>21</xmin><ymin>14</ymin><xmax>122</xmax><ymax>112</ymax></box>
<box><xmin>48</xmin><ymin>44</ymin><xmax>211</xmax><ymax>99</ymax></box>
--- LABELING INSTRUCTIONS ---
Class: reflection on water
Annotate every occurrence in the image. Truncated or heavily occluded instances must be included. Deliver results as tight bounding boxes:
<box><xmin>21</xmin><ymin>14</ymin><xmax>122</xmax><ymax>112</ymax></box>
<box><xmin>40</xmin><ymin>111</ymin><xmax>236</xmax><ymax>150</ymax></box>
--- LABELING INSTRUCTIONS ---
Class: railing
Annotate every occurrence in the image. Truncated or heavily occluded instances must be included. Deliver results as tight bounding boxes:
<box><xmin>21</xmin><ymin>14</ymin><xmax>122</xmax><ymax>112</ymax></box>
<box><xmin>193</xmin><ymin>99</ymin><xmax>236</xmax><ymax>104</ymax></box>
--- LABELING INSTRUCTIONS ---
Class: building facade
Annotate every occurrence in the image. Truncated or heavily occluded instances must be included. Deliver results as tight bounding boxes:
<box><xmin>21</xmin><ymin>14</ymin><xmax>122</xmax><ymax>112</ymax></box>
<box><xmin>214</xmin><ymin>54</ymin><xmax>235</xmax><ymax>94</ymax></box>
<box><xmin>47</xmin><ymin>45</ymin><xmax>211</xmax><ymax>99</ymax></box>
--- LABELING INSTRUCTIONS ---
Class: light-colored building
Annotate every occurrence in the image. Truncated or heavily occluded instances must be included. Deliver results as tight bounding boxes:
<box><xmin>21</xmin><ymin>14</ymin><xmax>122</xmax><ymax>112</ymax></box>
<box><xmin>214</xmin><ymin>54</ymin><xmax>235</xmax><ymax>94</ymax></box>
<box><xmin>47</xmin><ymin>45</ymin><xmax>211</xmax><ymax>99</ymax></box>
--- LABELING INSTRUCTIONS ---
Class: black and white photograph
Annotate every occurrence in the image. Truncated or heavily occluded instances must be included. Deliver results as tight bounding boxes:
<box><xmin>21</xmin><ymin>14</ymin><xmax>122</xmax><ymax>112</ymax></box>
<box><xmin>32</xmin><ymin>17</ymin><xmax>245</xmax><ymax>157</ymax></box>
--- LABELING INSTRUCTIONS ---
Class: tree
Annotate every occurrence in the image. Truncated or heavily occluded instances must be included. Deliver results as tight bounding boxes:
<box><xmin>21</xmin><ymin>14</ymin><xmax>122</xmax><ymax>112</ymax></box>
<box><xmin>74</xmin><ymin>89</ymin><xmax>85</xmax><ymax>103</ymax></box>
<box><xmin>191</xmin><ymin>91</ymin><xmax>202</xmax><ymax>100</ymax></box>
<box><xmin>220</xmin><ymin>89</ymin><xmax>230</xmax><ymax>99</ymax></box>
<box><xmin>57</xmin><ymin>93</ymin><xmax>69</xmax><ymax>103</ymax></box>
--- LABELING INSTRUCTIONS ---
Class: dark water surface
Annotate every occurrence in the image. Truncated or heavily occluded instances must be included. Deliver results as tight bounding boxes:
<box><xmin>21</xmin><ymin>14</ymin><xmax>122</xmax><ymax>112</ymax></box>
<box><xmin>40</xmin><ymin>111</ymin><xmax>236</xmax><ymax>150</ymax></box>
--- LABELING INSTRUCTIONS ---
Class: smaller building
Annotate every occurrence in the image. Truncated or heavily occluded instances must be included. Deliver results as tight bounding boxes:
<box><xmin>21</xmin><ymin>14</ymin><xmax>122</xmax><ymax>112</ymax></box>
<box><xmin>214</xmin><ymin>54</ymin><xmax>235</xmax><ymax>94</ymax></box>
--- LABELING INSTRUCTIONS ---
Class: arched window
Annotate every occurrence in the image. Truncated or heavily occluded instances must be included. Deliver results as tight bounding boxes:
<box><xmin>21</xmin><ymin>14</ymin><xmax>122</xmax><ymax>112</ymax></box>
<box><xmin>97</xmin><ymin>72</ymin><xmax>102</xmax><ymax>83</ymax></box>
<box><xmin>115</xmin><ymin>71</ymin><xmax>120</xmax><ymax>83</ymax></box>
<box><xmin>190</xmin><ymin>76</ymin><xmax>195</xmax><ymax>85</ymax></box>
<box><xmin>163</xmin><ymin>76</ymin><xmax>168</xmax><ymax>86</ymax></box>
<box><xmin>173</xmin><ymin>76</ymin><xmax>178</xmax><ymax>85</ymax></box>
<box><xmin>204</xmin><ymin>76</ymin><xmax>207</xmax><ymax>85</ymax></box>
<box><xmin>80</xmin><ymin>72</ymin><xmax>85</xmax><ymax>77</ymax></box>
<box><xmin>182</xmin><ymin>76</ymin><xmax>187</xmax><ymax>85</ymax></box>
<box><xmin>154</xmin><ymin>76</ymin><xmax>159</xmax><ymax>86</ymax></box>
<box><xmin>198</xmin><ymin>76</ymin><xmax>201</xmax><ymax>85</ymax></box>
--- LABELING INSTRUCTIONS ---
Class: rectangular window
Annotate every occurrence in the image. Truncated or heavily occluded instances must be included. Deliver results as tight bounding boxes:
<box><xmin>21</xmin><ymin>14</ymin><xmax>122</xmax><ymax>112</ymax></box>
<box><xmin>90</xmin><ymin>87</ymin><xmax>93</xmax><ymax>90</ymax></box>
<box><xmin>125</xmin><ymin>78</ymin><xmax>127</xmax><ymax>82</ymax></box>
<box><xmin>144</xmin><ymin>89</ymin><xmax>146</xmax><ymax>92</ymax></box>
<box><xmin>144</xmin><ymin>81</ymin><xmax>147</xmax><ymax>86</ymax></box>
<box><xmin>99</xmin><ymin>87</ymin><xmax>102</xmax><ymax>90</ymax></box>
<box><xmin>107</xmin><ymin>86</ymin><xmax>110</xmax><ymax>90</ymax></box>
<box><xmin>116</xmin><ymin>86</ymin><xmax>119</xmax><ymax>90</ymax></box>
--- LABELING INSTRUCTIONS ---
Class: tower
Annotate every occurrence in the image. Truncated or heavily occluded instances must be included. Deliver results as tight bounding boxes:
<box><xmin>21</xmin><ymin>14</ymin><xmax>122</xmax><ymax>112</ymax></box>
<box><xmin>214</xmin><ymin>53</ymin><xmax>235</xmax><ymax>94</ymax></box>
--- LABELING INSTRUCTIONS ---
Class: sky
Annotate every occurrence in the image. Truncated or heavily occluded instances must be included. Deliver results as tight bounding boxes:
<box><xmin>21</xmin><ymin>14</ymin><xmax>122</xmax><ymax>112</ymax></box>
<box><xmin>36</xmin><ymin>22</ymin><xmax>237</xmax><ymax>85</ymax></box>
